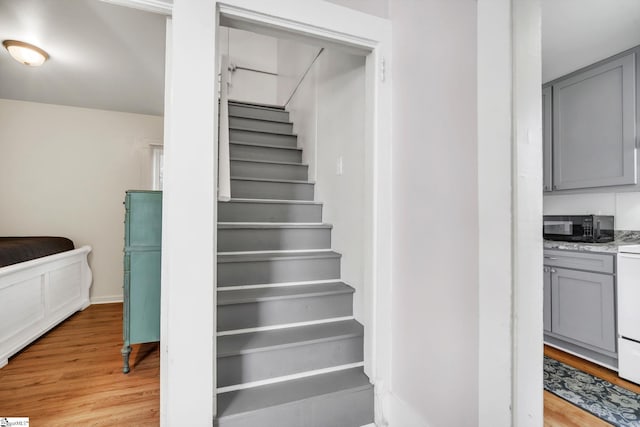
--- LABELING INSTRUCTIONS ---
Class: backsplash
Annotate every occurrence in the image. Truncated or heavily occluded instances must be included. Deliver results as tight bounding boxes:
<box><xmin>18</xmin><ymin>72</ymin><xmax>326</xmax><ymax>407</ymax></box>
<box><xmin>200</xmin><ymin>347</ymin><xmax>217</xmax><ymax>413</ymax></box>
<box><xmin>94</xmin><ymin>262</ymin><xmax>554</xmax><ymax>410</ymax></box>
<box><xmin>543</xmin><ymin>192</ymin><xmax>640</xmax><ymax>230</ymax></box>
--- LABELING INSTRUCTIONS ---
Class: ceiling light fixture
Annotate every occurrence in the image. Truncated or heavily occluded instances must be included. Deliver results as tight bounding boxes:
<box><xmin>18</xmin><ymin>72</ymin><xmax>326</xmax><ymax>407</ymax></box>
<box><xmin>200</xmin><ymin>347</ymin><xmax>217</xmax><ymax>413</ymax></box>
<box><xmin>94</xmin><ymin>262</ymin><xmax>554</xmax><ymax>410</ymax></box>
<box><xmin>2</xmin><ymin>40</ymin><xmax>49</xmax><ymax>66</ymax></box>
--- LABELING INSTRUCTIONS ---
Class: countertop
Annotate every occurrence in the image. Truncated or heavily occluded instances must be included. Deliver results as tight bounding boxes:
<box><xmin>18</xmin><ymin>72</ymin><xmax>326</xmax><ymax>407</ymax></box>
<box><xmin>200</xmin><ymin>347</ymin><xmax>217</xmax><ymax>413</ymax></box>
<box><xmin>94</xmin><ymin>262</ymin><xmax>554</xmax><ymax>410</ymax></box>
<box><xmin>544</xmin><ymin>230</ymin><xmax>640</xmax><ymax>254</ymax></box>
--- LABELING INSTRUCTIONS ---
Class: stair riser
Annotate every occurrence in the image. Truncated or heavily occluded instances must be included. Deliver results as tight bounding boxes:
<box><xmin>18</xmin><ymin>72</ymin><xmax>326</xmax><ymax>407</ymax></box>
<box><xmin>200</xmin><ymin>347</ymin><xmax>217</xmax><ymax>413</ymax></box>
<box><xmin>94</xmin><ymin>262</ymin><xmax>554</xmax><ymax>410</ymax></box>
<box><xmin>231</xmin><ymin>180</ymin><xmax>314</xmax><ymax>201</ymax></box>
<box><xmin>230</xmin><ymin>116</ymin><xmax>294</xmax><ymax>134</ymax></box>
<box><xmin>229</xmin><ymin>143</ymin><xmax>302</xmax><ymax>163</ymax></box>
<box><xmin>231</xmin><ymin>129</ymin><xmax>297</xmax><ymax>148</ymax></box>
<box><xmin>230</xmin><ymin>160</ymin><xmax>308</xmax><ymax>181</ymax></box>
<box><xmin>230</xmin><ymin>144</ymin><xmax>302</xmax><ymax>163</ymax></box>
<box><xmin>215</xmin><ymin>386</ymin><xmax>374</xmax><ymax>427</ymax></box>
<box><xmin>229</xmin><ymin>104</ymin><xmax>289</xmax><ymax>122</ymax></box>
<box><xmin>217</xmin><ymin>335</ymin><xmax>363</xmax><ymax>387</ymax></box>
<box><xmin>218</xmin><ymin>202</ymin><xmax>322</xmax><ymax>223</ymax></box>
<box><xmin>218</xmin><ymin>257</ymin><xmax>340</xmax><ymax>287</ymax></box>
<box><xmin>217</xmin><ymin>292</ymin><xmax>353</xmax><ymax>331</ymax></box>
<box><xmin>218</xmin><ymin>228</ymin><xmax>331</xmax><ymax>252</ymax></box>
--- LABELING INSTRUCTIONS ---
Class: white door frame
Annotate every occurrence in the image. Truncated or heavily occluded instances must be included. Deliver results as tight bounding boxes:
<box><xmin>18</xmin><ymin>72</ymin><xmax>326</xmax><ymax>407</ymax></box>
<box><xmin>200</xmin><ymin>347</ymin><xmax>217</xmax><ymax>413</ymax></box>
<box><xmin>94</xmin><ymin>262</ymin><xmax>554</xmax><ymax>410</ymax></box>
<box><xmin>215</xmin><ymin>2</ymin><xmax>393</xmax><ymax>424</ymax></box>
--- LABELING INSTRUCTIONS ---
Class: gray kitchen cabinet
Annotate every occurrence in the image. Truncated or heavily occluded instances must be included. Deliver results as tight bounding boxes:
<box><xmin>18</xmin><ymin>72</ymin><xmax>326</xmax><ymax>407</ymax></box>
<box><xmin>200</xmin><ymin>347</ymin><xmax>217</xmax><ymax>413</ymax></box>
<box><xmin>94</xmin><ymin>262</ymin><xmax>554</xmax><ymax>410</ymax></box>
<box><xmin>551</xmin><ymin>52</ymin><xmax>636</xmax><ymax>190</ymax></box>
<box><xmin>550</xmin><ymin>267</ymin><xmax>616</xmax><ymax>352</ymax></box>
<box><xmin>542</xmin><ymin>86</ymin><xmax>553</xmax><ymax>192</ymax></box>
<box><xmin>543</xmin><ymin>249</ymin><xmax>617</xmax><ymax>367</ymax></box>
<box><xmin>543</xmin><ymin>267</ymin><xmax>552</xmax><ymax>332</ymax></box>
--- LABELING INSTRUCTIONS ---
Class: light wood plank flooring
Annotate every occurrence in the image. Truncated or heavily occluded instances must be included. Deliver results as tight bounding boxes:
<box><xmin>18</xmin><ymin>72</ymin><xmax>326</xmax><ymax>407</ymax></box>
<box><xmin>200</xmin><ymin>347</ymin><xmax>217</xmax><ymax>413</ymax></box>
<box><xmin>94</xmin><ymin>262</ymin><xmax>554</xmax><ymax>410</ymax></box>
<box><xmin>544</xmin><ymin>345</ymin><xmax>640</xmax><ymax>426</ymax></box>
<box><xmin>0</xmin><ymin>303</ymin><xmax>159</xmax><ymax>426</ymax></box>
<box><xmin>3</xmin><ymin>305</ymin><xmax>639</xmax><ymax>426</ymax></box>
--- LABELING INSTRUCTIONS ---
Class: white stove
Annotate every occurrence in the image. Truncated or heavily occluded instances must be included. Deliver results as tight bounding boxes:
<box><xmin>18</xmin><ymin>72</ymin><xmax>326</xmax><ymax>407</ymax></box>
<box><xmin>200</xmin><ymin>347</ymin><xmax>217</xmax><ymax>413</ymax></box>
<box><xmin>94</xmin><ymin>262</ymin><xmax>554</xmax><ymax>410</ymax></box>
<box><xmin>617</xmin><ymin>245</ymin><xmax>640</xmax><ymax>383</ymax></box>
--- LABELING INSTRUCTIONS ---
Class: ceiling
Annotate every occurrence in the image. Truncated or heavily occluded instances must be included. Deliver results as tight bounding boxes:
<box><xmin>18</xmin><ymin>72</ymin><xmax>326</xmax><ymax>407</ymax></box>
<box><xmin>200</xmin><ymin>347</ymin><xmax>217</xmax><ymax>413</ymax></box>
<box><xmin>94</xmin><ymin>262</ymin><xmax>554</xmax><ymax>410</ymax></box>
<box><xmin>1</xmin><ymin>1</ymin><xmax>639</xmax><ymax>113</ymax></box>
<box><xmin>0</xmin><ymin>0</ymin><xmax>166</xmax><ymax>116</ymax></box>
<box><xmin>542</xmin><ymin>0</ymin><xmax>640</xmax><ymax>83</ymax></box>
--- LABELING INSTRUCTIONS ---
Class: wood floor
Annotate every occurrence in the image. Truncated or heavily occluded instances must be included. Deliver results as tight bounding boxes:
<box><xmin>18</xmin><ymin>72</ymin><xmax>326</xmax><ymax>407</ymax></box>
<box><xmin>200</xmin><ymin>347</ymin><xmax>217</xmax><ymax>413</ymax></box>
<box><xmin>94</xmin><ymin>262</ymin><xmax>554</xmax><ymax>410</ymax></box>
<box><xmin>2</xmin><ymin>304</ymin><xmax>638</xmax><ymax>426</ymax></box>
<box><xmin>0</xmin><ymin>303</ymin><xmax>159</xmax><ymax>426</ymax></box>
<box><xmin>544</xmin><ymin>345</ymin><xmax>640</xmax><ymax>426</ymax></box>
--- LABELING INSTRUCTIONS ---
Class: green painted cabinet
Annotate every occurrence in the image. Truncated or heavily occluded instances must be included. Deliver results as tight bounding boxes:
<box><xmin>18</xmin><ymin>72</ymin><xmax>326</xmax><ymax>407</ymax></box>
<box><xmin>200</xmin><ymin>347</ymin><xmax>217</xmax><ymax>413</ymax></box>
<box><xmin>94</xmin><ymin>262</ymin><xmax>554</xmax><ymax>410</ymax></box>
<box><xmin>121</xmin><ymin>191</ymin><xmax>162</xmax><ymax>373</ymax></box>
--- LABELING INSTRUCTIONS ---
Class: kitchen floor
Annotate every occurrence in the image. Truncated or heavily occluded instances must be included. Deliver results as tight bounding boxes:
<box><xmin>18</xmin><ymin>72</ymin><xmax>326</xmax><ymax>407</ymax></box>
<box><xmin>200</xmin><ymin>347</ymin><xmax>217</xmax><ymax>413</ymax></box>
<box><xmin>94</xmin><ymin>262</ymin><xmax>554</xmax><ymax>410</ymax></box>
<box><xmin>544</xmin><ymin>345</ymin><xmax>640</xmax><ymax>426</ymax></box>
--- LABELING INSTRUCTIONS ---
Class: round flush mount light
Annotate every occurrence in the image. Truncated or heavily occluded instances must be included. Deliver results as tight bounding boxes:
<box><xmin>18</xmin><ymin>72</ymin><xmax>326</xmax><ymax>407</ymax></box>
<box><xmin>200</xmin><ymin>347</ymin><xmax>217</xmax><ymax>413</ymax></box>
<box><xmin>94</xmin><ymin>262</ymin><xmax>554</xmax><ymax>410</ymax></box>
<box><xmin>2</xmin><ymin>40</ymin><xmax>49</xmax><ymax>66</ymax></box>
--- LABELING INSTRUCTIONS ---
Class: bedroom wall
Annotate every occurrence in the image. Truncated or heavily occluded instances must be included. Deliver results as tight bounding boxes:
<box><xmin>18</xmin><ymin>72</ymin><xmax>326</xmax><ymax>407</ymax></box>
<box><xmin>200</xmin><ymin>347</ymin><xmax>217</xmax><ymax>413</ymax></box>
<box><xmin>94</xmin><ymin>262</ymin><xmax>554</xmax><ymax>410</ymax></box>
<box><xmin>0</xmin><ymin>99</ymin><xmax>163</xmax><ymax>303</ymax></box>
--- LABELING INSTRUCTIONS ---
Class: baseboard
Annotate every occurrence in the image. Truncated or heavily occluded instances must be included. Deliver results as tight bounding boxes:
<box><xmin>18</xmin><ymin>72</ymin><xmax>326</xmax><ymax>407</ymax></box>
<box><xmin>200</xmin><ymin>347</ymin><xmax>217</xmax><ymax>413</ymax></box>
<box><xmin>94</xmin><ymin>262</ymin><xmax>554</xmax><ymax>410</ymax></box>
<box><xmin>388</xmin><ymin>393</ymin><xmax>429</xmax><ymax>427</ymax></box>
<box><xmin>90</xmin><ymin>295</ymin><xmax>124</xmax><ymax>304</ymax></box>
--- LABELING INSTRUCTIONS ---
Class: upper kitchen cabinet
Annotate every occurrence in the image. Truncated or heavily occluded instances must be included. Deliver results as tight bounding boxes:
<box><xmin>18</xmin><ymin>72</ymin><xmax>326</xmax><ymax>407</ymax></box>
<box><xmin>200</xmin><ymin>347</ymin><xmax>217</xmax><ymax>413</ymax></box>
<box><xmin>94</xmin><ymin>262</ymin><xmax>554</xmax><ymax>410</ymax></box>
<box><xmin>543</xmin><ymin>86</ymin><xmax>553</xmax><ymax>192</ymax></box>
<box><xmin>551</xmin><ymin>52</ymin><xmax>637</xmax><ymax>191</ymax></box>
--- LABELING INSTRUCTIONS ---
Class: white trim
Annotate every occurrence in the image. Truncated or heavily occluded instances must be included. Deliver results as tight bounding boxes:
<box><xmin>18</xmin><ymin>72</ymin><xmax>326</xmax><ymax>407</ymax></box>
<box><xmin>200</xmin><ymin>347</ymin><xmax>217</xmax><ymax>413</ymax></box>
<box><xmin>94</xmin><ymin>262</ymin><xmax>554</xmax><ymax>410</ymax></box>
<box><xmin>225</xmin><ymin>198</ymin><xmax>322</xmax><ymax>204</ymax></box>
<box><xmin>217</xmin><ymin>316</ymin><xmax>355</xmax><ymax>336</ymax></box>
<box><xmin>215</xmin><ymin>362</ymin><xmax>365</xmax><ymax>393</ymax></box>
<box><xmin>90</xmin><ymin>295</ymin><xmax>124</xmax><ymax>304</ymax></box>
<box><xmin>511</xmin><ymin>1</ymin><xmax>543</xmax><ymax>426</ymax></box>
<box><xmin>98</xmin><ymin>0</ymin><xmax>172</xmax><ymax>15</ymax></box>
<box><xmin>217</xmin><ymin>222</ymin><xmax>324</xmax><ymax>226</ymax></box>
<box><xmin>217</xmin><ymin>279</ymin><xmax>339</xmax><ymax>290</ymax></box>
<box><xmin>217</xmin><ymin>248</ymin><xmax>333</xmax><ymax>256</ymax></box>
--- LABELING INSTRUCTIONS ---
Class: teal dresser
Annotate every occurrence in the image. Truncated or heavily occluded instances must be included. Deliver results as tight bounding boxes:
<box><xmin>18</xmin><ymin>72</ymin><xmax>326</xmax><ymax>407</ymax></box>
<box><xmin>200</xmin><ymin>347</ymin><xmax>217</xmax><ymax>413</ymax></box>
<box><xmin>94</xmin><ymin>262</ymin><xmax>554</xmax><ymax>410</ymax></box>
<box><xmin>121</xmin><ymin>191</ymin><xmax>162</xmax><ymax>373</ymax></box>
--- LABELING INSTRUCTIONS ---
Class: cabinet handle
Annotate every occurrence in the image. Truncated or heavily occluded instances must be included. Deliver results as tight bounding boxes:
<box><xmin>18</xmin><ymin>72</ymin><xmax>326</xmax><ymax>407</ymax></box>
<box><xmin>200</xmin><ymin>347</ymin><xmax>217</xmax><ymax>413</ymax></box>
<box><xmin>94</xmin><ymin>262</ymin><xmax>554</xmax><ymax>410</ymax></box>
<box><xmin>550</xmin><ymin>268</ymin><xmax>556</xmax><ymax>273</ymax></box>
<box><xmin>544</xmin><ymin>267</ymin><xmax>549</xmax><ymax>273</ymax></box>
<box><xmin>552</xmin><ymin>185</ymin><xmax>557</xmax><ymax>190</ymax></box>
<box><xmin>544</xmin><ymin>256</ymin><xmax>558</xmax><ymax>260</ymax></box>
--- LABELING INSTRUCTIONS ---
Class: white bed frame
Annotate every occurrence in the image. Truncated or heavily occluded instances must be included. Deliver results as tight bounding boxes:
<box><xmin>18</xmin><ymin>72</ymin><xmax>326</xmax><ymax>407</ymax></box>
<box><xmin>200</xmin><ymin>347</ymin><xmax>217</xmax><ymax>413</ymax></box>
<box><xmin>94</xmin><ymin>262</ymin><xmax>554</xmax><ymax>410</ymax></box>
<box><xmin>0</xmin><ymin>246</ymin><xmax>92</xmax><ymax>368</ymax></box>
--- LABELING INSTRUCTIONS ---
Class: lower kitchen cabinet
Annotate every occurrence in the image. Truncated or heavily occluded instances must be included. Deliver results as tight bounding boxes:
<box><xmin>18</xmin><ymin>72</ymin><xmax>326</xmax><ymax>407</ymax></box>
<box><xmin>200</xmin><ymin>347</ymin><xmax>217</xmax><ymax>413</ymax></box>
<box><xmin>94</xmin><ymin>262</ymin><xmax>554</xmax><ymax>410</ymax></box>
<box><xmin>550</xmin><ymin>267</ymin><xmax>616</xmax><ymax>352</ymax></box>
<box><xmin>543</xmin><ymin>249</ymin><xmax>617</xmax><ymax>368</ymax></box>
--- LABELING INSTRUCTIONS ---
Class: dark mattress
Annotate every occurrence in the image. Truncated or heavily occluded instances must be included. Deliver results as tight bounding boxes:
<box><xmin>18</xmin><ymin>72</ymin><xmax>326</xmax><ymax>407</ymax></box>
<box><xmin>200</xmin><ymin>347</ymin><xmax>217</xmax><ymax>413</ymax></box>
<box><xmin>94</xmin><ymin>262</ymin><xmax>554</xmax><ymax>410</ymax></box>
<box><xmin>0</xmin><ymin>237</ymin><xmax>75</xmax><ymax>268</ymax></box>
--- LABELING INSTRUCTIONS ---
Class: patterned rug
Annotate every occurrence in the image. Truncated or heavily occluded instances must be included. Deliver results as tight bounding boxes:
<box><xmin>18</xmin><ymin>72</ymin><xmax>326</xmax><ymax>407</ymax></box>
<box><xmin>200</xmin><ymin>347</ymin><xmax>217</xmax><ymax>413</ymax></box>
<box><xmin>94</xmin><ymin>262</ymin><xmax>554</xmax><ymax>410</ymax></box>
<box><xmin>544</xmin><ymin>356</ymin><xmax>640</xmax><ymax>426</ymax></box>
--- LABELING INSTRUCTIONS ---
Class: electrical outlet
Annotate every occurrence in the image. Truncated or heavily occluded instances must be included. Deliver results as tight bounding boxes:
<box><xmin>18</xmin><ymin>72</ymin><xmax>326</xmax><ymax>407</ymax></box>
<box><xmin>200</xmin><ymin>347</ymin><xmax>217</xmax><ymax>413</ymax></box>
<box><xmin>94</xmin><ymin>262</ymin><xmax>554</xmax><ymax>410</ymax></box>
<box><xmin>336</xmin><ymin>156</ymin><xmax>343</xmax><ymax>176</ymax></box>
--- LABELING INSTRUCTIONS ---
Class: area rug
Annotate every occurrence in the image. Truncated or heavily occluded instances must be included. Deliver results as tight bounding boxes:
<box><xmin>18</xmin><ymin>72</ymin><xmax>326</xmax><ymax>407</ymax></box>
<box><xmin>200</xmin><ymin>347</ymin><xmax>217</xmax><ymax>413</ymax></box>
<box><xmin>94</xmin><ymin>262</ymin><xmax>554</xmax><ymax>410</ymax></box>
<box><xmin>544</xmin><ymin>356</ymin><xmax>640</xmax><ymax>426</ymax></box>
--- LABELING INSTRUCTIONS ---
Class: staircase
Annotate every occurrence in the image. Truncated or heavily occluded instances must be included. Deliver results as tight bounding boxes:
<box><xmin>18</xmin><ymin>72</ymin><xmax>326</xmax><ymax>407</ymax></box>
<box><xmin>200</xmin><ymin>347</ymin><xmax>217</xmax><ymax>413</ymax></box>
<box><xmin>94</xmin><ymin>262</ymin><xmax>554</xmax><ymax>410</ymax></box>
<box><xmin>215</xmin><ymin>101</ymin><xmax>374</xmax><ymax>427</ymax></box>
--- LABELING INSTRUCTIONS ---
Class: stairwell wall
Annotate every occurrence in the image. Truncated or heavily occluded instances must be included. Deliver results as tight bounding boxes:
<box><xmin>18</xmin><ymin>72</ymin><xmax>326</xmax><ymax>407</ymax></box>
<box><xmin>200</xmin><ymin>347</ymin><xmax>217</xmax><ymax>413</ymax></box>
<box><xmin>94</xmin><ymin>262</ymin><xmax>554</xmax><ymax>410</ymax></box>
<box><xmin>281</xmin><ymin>48</ymin><xmax>368</xmax><ymax>336</ymax></box>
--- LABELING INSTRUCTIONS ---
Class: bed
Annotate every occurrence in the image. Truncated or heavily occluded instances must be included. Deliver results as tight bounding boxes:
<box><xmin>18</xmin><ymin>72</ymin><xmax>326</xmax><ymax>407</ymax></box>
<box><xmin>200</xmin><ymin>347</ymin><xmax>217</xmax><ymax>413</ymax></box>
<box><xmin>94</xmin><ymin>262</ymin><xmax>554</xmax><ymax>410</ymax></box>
<box><xmin>0</xmin><ymin>237</ymin><xmax>92</xmax><ymax>368</ymax></box>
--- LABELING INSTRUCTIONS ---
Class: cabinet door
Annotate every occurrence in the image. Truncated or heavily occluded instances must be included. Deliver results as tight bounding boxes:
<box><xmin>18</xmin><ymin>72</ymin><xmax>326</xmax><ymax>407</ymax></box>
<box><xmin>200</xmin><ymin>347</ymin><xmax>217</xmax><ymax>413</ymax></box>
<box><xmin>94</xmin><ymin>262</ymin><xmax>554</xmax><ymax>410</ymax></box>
<box><xmin>543</xmin><ymin>267</ymin><xmax>551</xmax><ymax>332</ymax></box>
<box><xmin>551</xmin><ymin>267</ymin><xmax>615</xmax><ymax>352</ymax></box>
<box><xmin>552</xmin><ymin>53</ymin><xmax>636</xmax><ymax>190</ymax></box>
<box><xmin>129</xmin><ymin>251</ymin><xmax>161</xmax><ymax>344</ymax></box>
<box><xmin>542</xmin><ymin>86</ymin><xmax>553</xmax><ymax>192</ymax></box>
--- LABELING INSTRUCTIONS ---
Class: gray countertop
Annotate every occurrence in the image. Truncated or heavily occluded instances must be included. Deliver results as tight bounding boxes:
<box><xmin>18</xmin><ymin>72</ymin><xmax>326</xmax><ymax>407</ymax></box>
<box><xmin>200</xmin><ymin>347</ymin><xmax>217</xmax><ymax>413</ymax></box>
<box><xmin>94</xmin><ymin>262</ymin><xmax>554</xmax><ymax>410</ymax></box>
<box><xmin>544</xmin><ymin>230</ymin><xmax>640</xmax><ymax>254</ymax></box>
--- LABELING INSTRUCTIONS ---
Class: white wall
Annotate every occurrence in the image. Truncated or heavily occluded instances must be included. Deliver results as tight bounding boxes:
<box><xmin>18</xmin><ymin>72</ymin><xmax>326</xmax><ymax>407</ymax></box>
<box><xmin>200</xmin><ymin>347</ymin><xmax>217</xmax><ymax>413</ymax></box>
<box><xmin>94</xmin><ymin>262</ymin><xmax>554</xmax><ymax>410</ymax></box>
<box><xmin>390</xmin><ymin>1</ymin><xmax>479</xmax><ymax>426</ymax></box>
<box><xmin>544</xmin><ymin>192</ymin><xmax>640</xmax><ymax>230</ymax></box>
<box><xmin>219</xmin><ymin>27</ymin><xmax>279</xmax><ymax>105</ymax></box>
<box><xmin>276</xmin><ymin>38</ymin><xmax>321</xmax><ymax>106</ymax></box>
<box><xmin>284</xmin><ymin>47</ymin><xmax>368</xmax><ymax>328</ymax></box>
<box><xmin>0</xmin><ymin>99</ymin><xmax>163</xmax><ymax>303</ymax></box>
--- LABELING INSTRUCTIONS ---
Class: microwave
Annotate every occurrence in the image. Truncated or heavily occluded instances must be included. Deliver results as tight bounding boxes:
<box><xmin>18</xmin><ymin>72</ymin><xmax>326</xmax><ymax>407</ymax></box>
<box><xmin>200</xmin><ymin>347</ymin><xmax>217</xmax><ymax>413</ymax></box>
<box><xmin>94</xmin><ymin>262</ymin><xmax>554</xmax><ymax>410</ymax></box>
<box><xmin>543</xmin><ymin>215</ymin><xmax>614</xmax><ymax>243</ymax></box>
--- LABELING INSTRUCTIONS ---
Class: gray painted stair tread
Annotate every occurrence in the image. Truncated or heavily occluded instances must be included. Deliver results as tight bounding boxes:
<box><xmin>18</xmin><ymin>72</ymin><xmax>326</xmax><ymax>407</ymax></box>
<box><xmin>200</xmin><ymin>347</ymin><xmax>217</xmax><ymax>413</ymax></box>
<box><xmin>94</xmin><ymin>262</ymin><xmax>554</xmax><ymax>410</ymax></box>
<box><xmin>229</xmin><ymin>114</ymin><xmax>292</xmax><ymax>125</ymax></box>
<box><xmin>217</xmin><ymin>223</ymin><xmax>331</xmax><ymax>229</ymax></box>
<box><xmin>231</xmin><ymin>176</ymin><xmax>314</xmax><ymax>184</ymax></box>
<box><xmin>225</xmin><ymin>198</ymin><xmax>322</xmax><ymax>205</ymax></box>
<box><xmin>216</xmin><ymin>367</ymin><xmax>372</xmax><ymax>418</ymax></box>
<box><xmin>230</xmin><ymin>127</ymin><xmax>297</xmax><ymax>138</ymax></box>
<box><xmin>231</xmin><ymin>141</ymin><xmax>302</xmax><ymax>151</ymax></box>
<box><xmin>230</xmin><ymin>158</ymin><xmax>306</xmax><ymax>167</ymax></box>
<box><xmin>218</xmin><ymin>250</ymin><xmax>340</xmax><ymax>263</ymax></box>
<box><xmin>229</xmin><ymin>100</ymin><xmax>286</xmax><ymax>111</ymax></box>
<box><xmin>217</xmin><ymin>320</ymin><xmax>363</xmax><ymax>357</ymax></box>
<box><xmin>217</xmin><ymin>282</ymin><xmax>353</xmax><ymax>306</ymax></box>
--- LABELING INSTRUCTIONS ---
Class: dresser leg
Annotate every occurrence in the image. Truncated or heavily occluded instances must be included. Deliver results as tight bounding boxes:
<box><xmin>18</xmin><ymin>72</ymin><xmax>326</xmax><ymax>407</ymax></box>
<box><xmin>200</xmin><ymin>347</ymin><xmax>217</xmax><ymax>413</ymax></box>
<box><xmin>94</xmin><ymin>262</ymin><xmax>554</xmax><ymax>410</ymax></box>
<box><xmin>121</xmin><ymin>345</ymin><xmax>132</xmax><ymax>374</ymax></box>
